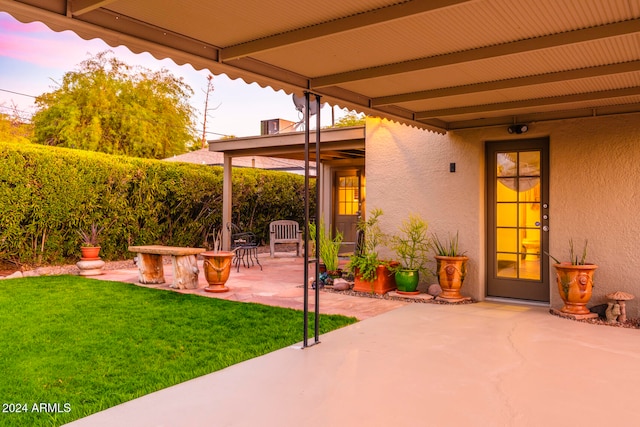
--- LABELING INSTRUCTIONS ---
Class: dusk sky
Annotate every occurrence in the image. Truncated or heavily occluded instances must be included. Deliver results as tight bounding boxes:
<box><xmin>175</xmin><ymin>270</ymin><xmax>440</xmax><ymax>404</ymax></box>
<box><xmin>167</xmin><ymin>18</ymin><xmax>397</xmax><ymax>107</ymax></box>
<box><xmin>0</xmin><ymin>12</ymin><xmax>348</xmax><ymax>138</ymax></box>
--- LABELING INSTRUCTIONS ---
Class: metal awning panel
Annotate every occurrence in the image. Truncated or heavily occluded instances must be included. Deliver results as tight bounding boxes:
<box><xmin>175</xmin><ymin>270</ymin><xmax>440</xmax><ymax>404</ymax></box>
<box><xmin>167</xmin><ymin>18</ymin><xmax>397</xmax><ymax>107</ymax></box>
<box><xmin>2</xmin><ymin>0</ymin><xmax>640</xmax><ymax>131</ymax></box>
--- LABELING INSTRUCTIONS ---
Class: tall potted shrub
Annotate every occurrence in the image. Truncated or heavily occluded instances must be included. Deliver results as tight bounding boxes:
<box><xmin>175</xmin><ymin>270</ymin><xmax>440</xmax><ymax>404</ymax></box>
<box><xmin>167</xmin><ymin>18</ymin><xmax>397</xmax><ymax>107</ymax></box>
<box><xmin>348</xmin><ymin>209</ymin><xmax>396</xmax><ymax>294</ymax></box>
<box><xmin>390</xmin><ymin>214</ymin><xmax>432</xmax><ymax>295</ymax></box>
<box><xmin>547</xmin><ymin>239</ymin><xmax>597</xmax><ymax>315</ymax></box>
<box><xmin>433</xmin><ymin>232</ymin><xmax>468</xmax><ymax>300</ymax></box>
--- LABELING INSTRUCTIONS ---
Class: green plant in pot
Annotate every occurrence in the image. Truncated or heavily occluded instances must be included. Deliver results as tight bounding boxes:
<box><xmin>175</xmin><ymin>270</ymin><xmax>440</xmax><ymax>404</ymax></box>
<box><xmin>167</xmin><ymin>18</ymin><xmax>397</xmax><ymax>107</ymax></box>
<box><xmin>390</xmin><ymin>214</ymin><xmax>433</xmax><ymax>295</ymax></box>
<box><xmin>309</xmin><ymin>220</ymin><xmax>344</xmax><ymax>278</ymax></box>
<box><xmin>348</xmin><ymin>209</ymin><xmax>395</xmax><ymax>294</ymax></box>
<box><xmin>546</xmin><ymin>239</ymin><xmax>597</xmax><ymax>316</ymax></box>
<box><xmin>433</xmin><ymin>231</ymin><xmax>468</xmax><ymax>300</ymax></box>
<box><xmin>76</xmin><ymin>223</ymin><xmax>105</xmax><ymax>260</ymax></box>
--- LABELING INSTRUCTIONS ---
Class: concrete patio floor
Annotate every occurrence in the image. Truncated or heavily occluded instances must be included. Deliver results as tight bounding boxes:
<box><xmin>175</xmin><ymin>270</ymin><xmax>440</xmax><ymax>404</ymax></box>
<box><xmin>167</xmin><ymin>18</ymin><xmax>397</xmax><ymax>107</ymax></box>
<box><xmin>66</xmin><ymin>253</ymin><xmax>640</xmax><ymax>426</ymax></box>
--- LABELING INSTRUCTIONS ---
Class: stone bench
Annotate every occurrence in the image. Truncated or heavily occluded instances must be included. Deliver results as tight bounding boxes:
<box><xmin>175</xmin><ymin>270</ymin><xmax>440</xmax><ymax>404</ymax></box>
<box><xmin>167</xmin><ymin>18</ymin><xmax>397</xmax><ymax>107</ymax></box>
<box><xmin>128</xmin><ymin>245</ymin><xmax>206</xmax><ymax>290</ymax></box>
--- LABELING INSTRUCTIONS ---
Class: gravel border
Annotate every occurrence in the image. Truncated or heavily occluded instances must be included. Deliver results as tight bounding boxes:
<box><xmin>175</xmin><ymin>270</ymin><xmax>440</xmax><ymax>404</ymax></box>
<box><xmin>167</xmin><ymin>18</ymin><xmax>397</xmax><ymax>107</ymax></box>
<box><xmin>318</xmin><ymin>285</ymin><xmax>476</xmax><ymax>304</ymax></box>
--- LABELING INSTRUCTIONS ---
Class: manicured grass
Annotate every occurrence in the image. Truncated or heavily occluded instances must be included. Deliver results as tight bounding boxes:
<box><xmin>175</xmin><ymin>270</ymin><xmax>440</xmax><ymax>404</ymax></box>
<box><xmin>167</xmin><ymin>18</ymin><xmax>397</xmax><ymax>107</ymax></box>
<box><xmin>0</xmin><ymin>276</ymin><xmax>356</xmax><ymax>426</ymax></box>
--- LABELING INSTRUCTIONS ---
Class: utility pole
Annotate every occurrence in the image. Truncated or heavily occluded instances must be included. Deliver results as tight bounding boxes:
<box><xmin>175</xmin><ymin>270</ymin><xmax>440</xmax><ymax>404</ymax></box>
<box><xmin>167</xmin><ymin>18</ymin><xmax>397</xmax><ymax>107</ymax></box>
<box><xmin>201</xmin><ymin>74</ymin><xmax>219</xmax><ymax>149</ymax></box>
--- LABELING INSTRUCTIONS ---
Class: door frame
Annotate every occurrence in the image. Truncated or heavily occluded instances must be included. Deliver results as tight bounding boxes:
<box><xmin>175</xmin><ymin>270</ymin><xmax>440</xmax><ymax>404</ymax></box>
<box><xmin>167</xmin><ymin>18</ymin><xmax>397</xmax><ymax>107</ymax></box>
<box><xmin>332</xmin><ymin>167</ymin><xmax>364</xmax><ymax>255</ymax></box>
<box><xmin>485</xmin><ymin>138</ymin><xmax>550</xmax><ymax>302</ymax></box>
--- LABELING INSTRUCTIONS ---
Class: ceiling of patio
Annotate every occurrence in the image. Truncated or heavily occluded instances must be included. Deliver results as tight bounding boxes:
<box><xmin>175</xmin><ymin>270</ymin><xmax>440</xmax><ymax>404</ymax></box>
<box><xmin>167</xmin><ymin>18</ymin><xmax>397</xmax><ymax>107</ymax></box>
<box><xmin>3</xmin><ymin>0</ymin><xmax>640</xmax><ymax>133</ymax></box>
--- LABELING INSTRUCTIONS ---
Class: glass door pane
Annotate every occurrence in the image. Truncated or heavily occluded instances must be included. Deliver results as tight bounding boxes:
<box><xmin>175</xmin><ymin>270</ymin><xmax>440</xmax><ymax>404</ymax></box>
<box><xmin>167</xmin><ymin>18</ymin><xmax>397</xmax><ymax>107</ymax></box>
<box><xmin>495</xmin><ymin>151</ymin><xmax>541</xmax><ymax>281</ymax></box>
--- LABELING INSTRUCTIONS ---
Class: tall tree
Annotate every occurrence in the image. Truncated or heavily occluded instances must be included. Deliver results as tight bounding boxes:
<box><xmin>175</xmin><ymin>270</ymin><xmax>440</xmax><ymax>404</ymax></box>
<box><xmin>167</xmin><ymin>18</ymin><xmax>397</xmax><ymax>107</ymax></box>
<box><xmin>331</xmin><ymin>111</ymin><xmax>366</xmax><ymax>128</ymax></box>
<box><xmin>31</xmin><ymin>51</ymin><xmax>197</xmax><ymax>159</ymax></box>
<box><xmin>199</xmin><ymin>74</ymin><xmax>221</xmax><ymax>149</ymax></box>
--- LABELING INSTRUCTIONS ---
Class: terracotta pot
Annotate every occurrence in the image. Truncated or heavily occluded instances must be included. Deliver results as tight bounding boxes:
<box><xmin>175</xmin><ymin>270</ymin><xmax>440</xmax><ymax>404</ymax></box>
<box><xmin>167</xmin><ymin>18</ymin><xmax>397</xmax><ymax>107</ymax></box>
<box><xmin>202</xmin><ymin>251</ymin><xmax>234</xmax><ymax>293</ymax></box>
<box><xmin>353</xmin><ymin>264</ymin><xmax>397</xmax><ymax>295</ymax></box>
<box><xmin>553</xmin><ymin>263</ymin><xmax>598</xmax><ymax>315</ymax></box>
<box><xmin>80</xmin><ymin>246</ymin><xmax>101</xmax><ymax>260</ymax></box>
<box><xmin>435</xmin><ymin>255</ymin><xmax>469</xmax><ymax>299</ymax></box>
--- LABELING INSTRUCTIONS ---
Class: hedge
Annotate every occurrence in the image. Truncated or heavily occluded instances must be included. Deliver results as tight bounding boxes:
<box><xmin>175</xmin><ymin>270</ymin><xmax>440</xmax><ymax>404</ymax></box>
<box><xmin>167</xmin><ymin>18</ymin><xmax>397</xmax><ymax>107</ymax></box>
<box><xmin>0</xmin><ymin>141</ymin><xmax>315</xmax><ymax>266</ymax></box>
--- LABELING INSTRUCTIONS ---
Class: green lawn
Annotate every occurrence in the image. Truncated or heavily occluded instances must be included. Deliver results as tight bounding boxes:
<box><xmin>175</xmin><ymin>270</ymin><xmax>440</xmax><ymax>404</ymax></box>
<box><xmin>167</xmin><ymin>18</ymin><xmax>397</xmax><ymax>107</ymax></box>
<box><xmin>0</xmin><ymin>275</ymin><xmax>356</xmax><ymax>426</ymax></box>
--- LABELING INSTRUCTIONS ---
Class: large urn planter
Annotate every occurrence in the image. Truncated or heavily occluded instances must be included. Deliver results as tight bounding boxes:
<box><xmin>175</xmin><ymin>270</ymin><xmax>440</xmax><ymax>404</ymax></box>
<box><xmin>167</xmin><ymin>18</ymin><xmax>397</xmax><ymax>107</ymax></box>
<box><xmin>202</xmin><ymin>251</ymin><xmax>233</xmax><ymax>293</ymax></box>
<box><xmin>353</xmin><ymin>264</ymin><xmax>397</xmax><ymax>295</ymax></box>
<box><xmin>394</xmin><ymin>269</ymin><xmax>420</xmax><ymax>295</ymax></box>
<box><xmin>435</xmin><ymin>255</ymin><xmax>468</xmax><ymax>300</ymax></box>
<box><xmin>553</xmin><ymin>263</ymin><xmax>598</xmax><ymax>315</ymax></box>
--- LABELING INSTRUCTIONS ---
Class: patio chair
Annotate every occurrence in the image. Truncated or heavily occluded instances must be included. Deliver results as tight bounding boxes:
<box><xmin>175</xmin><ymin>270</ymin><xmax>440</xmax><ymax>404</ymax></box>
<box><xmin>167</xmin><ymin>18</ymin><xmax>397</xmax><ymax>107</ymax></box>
<box><xmin>269</xmin><ymin>220</ymin><xmax>302</xmax><ymax>257</ymax></box>
<box><xmin>226</xmin><ymin>223</ymin><xmax>262</xmax><ymax>272</ymax></box>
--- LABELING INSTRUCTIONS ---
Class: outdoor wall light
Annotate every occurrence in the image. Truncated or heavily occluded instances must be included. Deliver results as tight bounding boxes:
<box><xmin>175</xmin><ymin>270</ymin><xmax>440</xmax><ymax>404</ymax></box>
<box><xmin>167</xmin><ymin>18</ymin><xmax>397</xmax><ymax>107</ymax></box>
<box><xmin>508</xmin><ymin>124</ymin><xmax>529</xmax><ymax>134</ymax></box>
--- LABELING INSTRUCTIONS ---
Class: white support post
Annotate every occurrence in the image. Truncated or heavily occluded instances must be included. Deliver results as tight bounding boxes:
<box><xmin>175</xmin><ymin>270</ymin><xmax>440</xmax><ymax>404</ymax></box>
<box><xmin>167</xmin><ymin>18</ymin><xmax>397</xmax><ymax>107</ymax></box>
<box><xmin>222</xmin><ymin>153</ymin><xmax>233</xmax><ymax>251</ymax></box>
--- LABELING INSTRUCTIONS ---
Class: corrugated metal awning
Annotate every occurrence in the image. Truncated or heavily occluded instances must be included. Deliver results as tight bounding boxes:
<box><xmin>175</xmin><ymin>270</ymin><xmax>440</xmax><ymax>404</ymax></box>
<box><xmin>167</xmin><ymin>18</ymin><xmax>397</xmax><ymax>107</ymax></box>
<box><xmin>2</xmin><ymin>0</ymin><xmax>639</xmax><ymax>132</ymax></box>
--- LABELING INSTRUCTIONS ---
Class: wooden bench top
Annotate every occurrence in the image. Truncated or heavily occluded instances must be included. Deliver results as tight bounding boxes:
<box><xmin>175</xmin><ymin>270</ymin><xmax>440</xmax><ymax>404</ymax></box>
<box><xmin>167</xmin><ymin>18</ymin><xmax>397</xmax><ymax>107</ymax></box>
<box><xmin>128</xmin><ymin>245</ymin><xmax>206</xmax><ymax>256</ymax></box>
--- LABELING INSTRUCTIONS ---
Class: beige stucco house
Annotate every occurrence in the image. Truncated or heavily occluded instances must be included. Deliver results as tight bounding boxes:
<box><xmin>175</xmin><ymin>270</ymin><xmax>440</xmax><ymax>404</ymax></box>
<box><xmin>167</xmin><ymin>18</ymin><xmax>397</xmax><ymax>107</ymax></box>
<box><xmin>5</xmin><ymin>1</ymin><xmax>639</xmax><ymax>316</ymax></box>
<box><xmin>366</xmin><ymin>114</ymin><xmax>640</xmax><ymax>316</ymax></box>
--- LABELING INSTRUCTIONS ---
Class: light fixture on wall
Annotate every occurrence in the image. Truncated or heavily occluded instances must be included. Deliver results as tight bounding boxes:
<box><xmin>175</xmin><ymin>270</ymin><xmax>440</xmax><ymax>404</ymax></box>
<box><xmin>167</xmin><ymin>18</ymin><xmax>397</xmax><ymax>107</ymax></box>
<box><xmin>507</xmin><ymin>124</ymin><xmax>529</xmax><ymax>134</ymax></box>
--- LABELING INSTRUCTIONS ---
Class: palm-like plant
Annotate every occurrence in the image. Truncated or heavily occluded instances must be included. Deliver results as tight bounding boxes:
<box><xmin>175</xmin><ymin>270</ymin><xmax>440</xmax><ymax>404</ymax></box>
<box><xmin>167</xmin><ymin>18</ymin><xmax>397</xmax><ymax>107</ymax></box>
<box><xmin>77</xmin><ymin>223</ymin><xmax>104</xmax><ymax>247</ymax></box>
<box><xmin>433</xmin><ymin>231</ymin><xmax>465</xmax><ymax>257</ymax></box>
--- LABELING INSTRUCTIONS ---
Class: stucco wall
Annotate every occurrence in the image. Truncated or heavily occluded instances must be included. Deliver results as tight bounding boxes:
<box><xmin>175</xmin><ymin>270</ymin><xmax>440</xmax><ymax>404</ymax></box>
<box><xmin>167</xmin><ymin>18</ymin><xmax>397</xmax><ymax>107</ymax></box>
<box><xmin>365</xmin><ymin>114</ymin><xmax>640</xmax><ymax>316</ymax></box>
<box><xmin>365</xmin><ymin>117</ymin><xmax>484</xmax><ymax>298</ymax></box>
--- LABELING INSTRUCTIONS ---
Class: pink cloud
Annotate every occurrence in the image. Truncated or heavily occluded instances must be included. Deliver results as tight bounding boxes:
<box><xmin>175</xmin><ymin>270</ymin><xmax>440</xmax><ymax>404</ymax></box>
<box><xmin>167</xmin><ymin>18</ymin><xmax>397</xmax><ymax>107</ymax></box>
<box><xmin>0</xmin><ymin>13</ymin><xmax>112</xmax><ymax>69</ymax></box>
<box><xmin>0</xmin><ymin>12</ymin><xmax>199</xmax><ymax>76</ymax></box>
<box><xmin>0</xmin><ymin>14</ymin><xmax>50</xmax><ymax>34</ymax></box>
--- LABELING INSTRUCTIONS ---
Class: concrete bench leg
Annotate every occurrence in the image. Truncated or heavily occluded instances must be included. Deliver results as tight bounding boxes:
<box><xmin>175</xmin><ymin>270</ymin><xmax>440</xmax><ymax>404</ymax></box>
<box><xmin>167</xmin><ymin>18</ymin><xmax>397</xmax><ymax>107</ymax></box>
<box><xmin>171</xmin><ymin>254</ymin><xmax>200</xmax><ymax>289</ymax></box>
<box><xmin>136</xmin><ymin>253</ymin><xmax>165</xmax><ymax>284</ymax></box>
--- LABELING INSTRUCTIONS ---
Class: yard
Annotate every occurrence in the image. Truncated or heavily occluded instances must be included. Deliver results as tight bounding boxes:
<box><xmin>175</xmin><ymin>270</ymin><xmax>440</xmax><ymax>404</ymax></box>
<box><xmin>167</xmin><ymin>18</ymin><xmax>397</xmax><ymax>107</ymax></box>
<box><xmin>0</xmin><ymin>275</ymin><xmax>356</xmax><ymax>426</ymax></box>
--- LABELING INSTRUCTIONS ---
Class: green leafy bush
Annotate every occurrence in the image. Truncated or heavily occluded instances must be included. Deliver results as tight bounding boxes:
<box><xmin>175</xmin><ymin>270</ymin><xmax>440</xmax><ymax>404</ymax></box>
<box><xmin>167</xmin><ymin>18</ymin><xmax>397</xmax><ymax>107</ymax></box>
<box><xmin>0</xmin><ymin>141</ymin><xmax>315</xmax><ymax>266</ymax></box>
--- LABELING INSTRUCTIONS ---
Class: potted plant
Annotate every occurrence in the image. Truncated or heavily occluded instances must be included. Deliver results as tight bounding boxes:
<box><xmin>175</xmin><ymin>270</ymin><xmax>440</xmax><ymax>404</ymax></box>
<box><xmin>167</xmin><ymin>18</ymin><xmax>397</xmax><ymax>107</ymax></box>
<box><xmin>309</xmin><ymin>220</ymin><xmax>344</xmax><ymax>278</ymax></box>
<box><xmin>348</xmin><ymin>209</ymin><xmax>396</xmax><ymax>294</ymax></box>
<box><xmin>201</xmin><ymin>228</ymin><xmax>234</xmax><ymax>293</ymax></box>
<box><xmin>76</xmin><ymin>223</ymin><xmax>106</xmax><ymax>276</ymax></box>
<box><xmin>390</xmin><ymin>214</ymin><xmax>433</xmax><ymax>295</ymax></box>
<box><xmin>77</xmin><ymin>223</ymin><xmax>104</xmax><ymax>260</ymax></box>
<box><xmin>546</xmin><ymin>239</ymin><xmax>597</xmax><ymax>316</ymax></box>
<box><xmin>433</xmin><ymin>231</ymin><xmax>468</xmax><ymax>300</ymax></box>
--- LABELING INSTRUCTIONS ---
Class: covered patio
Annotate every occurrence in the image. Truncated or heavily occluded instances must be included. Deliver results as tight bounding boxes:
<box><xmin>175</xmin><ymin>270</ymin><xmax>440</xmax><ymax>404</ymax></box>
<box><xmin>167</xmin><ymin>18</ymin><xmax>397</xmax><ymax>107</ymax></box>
<box><xmin>209</xmin><ymin>125</ymin><xmax>366</xmax><ymax>252</ymax></box>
